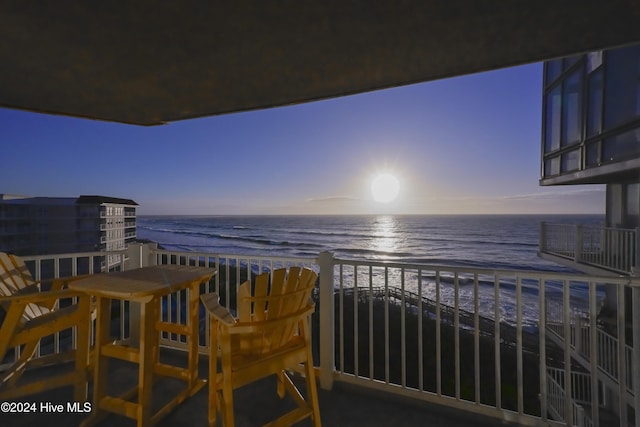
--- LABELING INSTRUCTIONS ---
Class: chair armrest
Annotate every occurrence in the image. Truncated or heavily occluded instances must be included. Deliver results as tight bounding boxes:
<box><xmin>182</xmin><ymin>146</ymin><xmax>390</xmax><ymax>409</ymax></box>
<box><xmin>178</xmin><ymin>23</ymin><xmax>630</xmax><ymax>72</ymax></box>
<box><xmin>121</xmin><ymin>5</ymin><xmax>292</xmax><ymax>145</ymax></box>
<box><xmin>229</xmin><ymin>304</ymin><xmax>315</xmax><ymax>335</ymax></box>
<box><xmin>0</xmin><ymin>288</ymin><xmax>86</xmax><ymax>306</ymax></box>
<box><xmin>42</xmin><ymin>274</ymin><xmax>94</xmax><ymax>292</ymax></box>
<box><xmin>14</xmin><ymin>283</ymin><xmax>41</xmax><ymax>295</ymax></box>
<box><xmin>200</xmin><ymin>293</ymin><xmax>236</xmax><ymax>326</ymax></box>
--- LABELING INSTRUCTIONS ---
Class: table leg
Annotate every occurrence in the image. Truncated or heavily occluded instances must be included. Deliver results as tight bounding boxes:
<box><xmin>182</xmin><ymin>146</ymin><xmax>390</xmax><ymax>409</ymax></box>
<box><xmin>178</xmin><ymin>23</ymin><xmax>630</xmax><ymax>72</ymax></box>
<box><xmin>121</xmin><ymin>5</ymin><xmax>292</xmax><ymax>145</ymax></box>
<box><xmin>187</xmin><ymin>281</ymin><xmax>200</xmax><ymax>388</ymax></box>
<box><xmin>137</xmin><ymin>298</ymin><xmax>159</xmax><ymax>427</ymax></box>
<box><xmin>74</xmin><ymin>294</ymin><xmax>91</xmax><ymax>402</ymax></box>
<box><xmin>80</xmin><ymin>297</ymin><xmax>111</xmax><ymax>427</ymax></box>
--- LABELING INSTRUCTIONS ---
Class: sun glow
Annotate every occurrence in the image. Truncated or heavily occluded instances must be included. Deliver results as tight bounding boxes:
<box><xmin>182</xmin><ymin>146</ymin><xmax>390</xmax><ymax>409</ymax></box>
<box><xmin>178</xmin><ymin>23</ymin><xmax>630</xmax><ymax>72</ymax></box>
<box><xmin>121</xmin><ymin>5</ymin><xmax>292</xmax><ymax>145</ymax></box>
<box><xmin>371</xmin><ymin>173</ymin><xmax>400</xmax><ymax>203</ymax></box>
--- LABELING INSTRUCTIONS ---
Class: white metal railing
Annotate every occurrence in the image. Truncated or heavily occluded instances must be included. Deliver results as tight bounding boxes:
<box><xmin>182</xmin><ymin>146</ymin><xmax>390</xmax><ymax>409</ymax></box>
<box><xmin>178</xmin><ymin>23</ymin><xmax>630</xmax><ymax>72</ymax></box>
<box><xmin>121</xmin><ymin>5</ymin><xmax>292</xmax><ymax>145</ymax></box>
<box><xmin>540</xmin><ymin>222</ymin><xmax>637</xmax><ymax>274</ymax></box>
<box><xmin>5</xmin><ymin>244</ymin><xmax>640</xmax><ymax>427</ymax></box>
<box><xmin>546</xmin><ymin>298</ymin><xmax>635</xmax><ymax>396</ymax></box>
<box><xmin>145</xmin><ymin>246</ymin><xmax>316</xmax><ymax>351</ymax></box>
<box><xmin>547</xmin><ymin>367</ymin><xmax>594</xmax><ymax>427</ymax></box>
<box><xmin>0</xmin><ymin>250</ymin><xmax>127</xmax><ymax>371</ymax></box>
<box><xmin>326</xmin><ymin>254</ymin><xmax>640</xmax><ymax>427</ymax></box>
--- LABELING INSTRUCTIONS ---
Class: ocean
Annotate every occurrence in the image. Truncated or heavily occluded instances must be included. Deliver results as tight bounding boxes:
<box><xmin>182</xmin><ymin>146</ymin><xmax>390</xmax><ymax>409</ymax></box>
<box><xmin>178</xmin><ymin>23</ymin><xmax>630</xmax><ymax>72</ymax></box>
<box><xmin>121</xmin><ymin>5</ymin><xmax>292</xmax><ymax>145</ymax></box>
<box><xmin>137</xmin><ymin>214</ymin><xmax>603</xmax><ymax>271</ymax></box>
<box><xmin>137</xmin><ymin>214</ymin><xmax>605</xmax><ymax>327</ymax></box>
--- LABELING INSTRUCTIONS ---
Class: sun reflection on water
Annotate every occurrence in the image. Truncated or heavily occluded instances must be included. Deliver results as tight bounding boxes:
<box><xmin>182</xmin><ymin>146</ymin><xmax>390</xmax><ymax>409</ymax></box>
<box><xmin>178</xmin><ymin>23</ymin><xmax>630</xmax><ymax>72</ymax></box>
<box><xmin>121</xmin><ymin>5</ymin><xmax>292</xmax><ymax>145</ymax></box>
<box><xmin>372</xmin><ymin>215</ymin><xmax>400</xmax><ymax>257</ymax></box>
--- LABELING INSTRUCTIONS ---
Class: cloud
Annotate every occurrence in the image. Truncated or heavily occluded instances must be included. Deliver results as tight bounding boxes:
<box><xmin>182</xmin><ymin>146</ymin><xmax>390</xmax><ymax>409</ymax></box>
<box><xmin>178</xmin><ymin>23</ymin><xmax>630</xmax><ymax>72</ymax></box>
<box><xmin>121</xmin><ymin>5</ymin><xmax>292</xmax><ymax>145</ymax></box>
<box><xmin>502</xmin><ymin>187</ymin><xmax>605</xmax><ymax>201</ymax></box>
<box><xmin>307</xmin><ymin>196</ymin><xmax>363</xmax><ymax>204</ymax></box>
<box><xmin>401</xmin><ymin>186</ymin><xmax>605</xmax><ymax>215</ymax></box>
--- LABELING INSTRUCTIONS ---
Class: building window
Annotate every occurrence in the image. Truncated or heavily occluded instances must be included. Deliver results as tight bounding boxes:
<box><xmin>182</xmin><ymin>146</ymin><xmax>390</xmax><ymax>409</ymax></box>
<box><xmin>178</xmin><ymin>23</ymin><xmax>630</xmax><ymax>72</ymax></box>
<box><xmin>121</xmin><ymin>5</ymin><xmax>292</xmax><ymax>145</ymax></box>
<box><xmin>585</xmin><ymin>141</ymin><xmax>600</xmax><ymax>166</ymax></box>
<box><xmin>545</xmin><ymin>59</ymin><xmax>563</xmax><ymax>85</ymax></box>
<box><xmin>586</xmin><ymin>51</ymin><xmax>603</xmax><ymax>73</ymax></box>
<box><xmin>544</xmin><ymin>86</ymin><xmax>562</xmax><ymax>153</ymax></box>
<box><xmin>602</xmin><ymin>128</ymin><xmax>640</xmax><ymax>163</ymax></box>
<box><xmin>561</xmin><ymin>149</ymin><xmax>580</xmax><ymax>172</ymax></box>
<box><xmin>604</xmin><ymin>44</ymin><xmax>640</xmax><ymax>130</ymax></box>
<box><xmin>586</xmin><ymin>68</ymin><xmax>603</xmax><ymax>137</ymax></box>
<box><xmin>562</xmin><ymin>69</ymin><xmax>582</xmax><ymax>146</ymax></box>
<box><xmin>563</xmin><ymin>55</ymin><xmax>580</xmax><ymax>70</ymax></box>
<box><xmin>544</xmin><ymin>157</ymin><xmax>560</xmax><ymax>177</ymax></box>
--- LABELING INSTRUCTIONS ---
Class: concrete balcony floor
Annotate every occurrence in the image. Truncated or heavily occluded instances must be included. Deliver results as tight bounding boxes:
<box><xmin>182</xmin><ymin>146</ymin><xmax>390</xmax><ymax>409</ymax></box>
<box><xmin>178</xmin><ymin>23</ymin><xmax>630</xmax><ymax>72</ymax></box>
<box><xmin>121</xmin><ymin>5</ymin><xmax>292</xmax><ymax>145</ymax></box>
<box><xmin>2</xmin><ymin>348</ymin><xmax>515</xmax><ymax>427</ymax></box>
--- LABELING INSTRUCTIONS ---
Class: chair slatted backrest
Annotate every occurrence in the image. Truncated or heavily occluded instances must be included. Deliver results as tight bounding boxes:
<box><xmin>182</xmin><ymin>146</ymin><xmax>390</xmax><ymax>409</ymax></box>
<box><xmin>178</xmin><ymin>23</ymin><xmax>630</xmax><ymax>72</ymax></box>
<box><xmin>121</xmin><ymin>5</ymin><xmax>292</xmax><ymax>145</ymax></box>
<box><xmin>234</xmin><ymin>267</ymin><xmax>316</xmax><ymax>356</ymax></box>
<box><xmin>0</xmin><ymin>253</ymin><xmax>50</xmax><ymax>320</ymax></box>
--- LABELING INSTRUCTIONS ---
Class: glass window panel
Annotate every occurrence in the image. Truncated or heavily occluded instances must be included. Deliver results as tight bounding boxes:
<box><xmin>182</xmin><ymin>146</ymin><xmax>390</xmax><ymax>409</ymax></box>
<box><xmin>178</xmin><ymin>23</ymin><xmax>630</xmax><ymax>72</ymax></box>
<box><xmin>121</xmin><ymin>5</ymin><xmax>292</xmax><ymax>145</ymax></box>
<box><xmin>586</xmin><ymin>51</ymin><xmax>602</xmax><ymax>73</ymax></box>
<box><xmin>545</xmin><ymin>60</ymin><xmax>563</xmax><ymax>85</ymax></box>
<box><xmin>544</xmin><ymin>86</ymin><xmax>561</xmax><ymax>153</ymax></box>
<box><xmin>544</xmin><ymin>156</ymin><xmax>560</xmax><ymax>177</ymax></box>
<box><xmin>602</xmin><ymin>127</ymin><xmax>640</xmax><ymax>163</ymax></box>
<box><xmin>604</xmin><ymin>44</ymin><xmax>640</xmax><ymax>129</ymax></box>
<box><xmin>585</xmin><ymin>141</ymin><xmax>600</xmax><ymax>166</ymax></box>
<box><xmin>562</xmin><ymin>69</ymin><xmax>582</xmax><ymax>146</ymax></box>
<box><xmin>561</xmin><ymin>149</ymin><xmax>580</xmax><ymax>172</ymax></box>
<box><xmin>587</xmin><ymin>69</ymin><xmax>603</xmax><ymax>137</ymax></box>
<box><xmin>563</xmin><ymin>55</ymin><xmax>581</xmax><ymax>70</ymax></box>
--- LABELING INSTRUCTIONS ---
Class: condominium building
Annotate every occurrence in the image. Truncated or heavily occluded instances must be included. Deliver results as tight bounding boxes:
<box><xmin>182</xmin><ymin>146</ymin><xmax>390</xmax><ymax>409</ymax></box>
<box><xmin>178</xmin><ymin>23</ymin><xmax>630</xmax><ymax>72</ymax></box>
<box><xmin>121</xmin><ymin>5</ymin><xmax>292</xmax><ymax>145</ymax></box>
<box><xmin>538</xmin><ymin>42</ymin><xmax>640</xmax><ymax>426</ymax></box>
<box><xmin>540</xmin><ymin>43</ymin><xmax>640</xmax><ymax>228</ymax></box>
<box><xmin>0</xmin><ymin>194</ymin><xmax>137</xmax><ymax>270</ymax></box>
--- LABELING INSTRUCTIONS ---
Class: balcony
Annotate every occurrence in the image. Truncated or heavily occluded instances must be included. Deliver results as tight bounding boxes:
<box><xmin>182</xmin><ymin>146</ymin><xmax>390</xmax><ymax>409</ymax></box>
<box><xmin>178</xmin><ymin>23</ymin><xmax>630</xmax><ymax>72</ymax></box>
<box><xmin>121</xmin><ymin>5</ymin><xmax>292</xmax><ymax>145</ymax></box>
<box><xmin>4</xmin><ymin>244</ymin><xmax>640</xmax><ymax>426</ymax></box>
<box><xmin>539</xmin><ymin>222</ymin><xmax>638</xmax><ymax>275</ymax></box>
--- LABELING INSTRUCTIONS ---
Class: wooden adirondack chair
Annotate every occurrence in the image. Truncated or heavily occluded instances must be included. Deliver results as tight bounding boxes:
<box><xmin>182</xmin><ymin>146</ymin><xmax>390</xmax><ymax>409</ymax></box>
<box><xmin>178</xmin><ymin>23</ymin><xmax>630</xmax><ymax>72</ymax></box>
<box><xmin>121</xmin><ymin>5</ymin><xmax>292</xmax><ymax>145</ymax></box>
<box><xmin>201</xmin><ymin>267</ymin><xmax>321</xmax><ymax>427</ymax></box>
<box><xmin>0</xmin><ymin>252</ymin><xmax>92</xmax><ymax>400</ymax></box>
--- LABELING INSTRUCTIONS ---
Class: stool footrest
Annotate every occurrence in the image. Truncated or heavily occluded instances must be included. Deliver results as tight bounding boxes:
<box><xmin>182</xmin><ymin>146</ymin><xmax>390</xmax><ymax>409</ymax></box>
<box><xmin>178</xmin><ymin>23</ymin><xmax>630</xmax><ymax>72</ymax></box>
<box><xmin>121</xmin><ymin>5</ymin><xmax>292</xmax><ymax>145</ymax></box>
<box><xmin>101</xmin><ymin>343</ymin><xmax>140</xmax><ymax>362</ymax></box>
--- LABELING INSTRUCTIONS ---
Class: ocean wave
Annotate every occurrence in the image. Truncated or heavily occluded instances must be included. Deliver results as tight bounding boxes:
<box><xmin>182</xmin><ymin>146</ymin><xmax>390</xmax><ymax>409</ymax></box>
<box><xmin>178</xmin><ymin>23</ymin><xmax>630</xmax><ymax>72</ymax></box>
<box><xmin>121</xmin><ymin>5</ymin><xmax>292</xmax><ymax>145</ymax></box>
<box><xmin>411</xmin><ymin>235</ymin><xmax>539</xmax><ymax>248</ymax></box>
<box><xmin>138</xmin><ymin>214</ymin><xmax>598</xmax><ymax>275</ymax></box>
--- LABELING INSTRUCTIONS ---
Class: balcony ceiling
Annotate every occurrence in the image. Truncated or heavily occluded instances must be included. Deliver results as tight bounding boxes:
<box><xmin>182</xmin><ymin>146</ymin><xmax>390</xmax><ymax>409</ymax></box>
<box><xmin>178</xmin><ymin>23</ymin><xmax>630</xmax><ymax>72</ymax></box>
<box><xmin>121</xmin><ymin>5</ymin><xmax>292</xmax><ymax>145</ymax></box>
<box><xmin>1</xmin><ymin>1</ymin><xmax>640</xmax><ymax>126</ymax></box>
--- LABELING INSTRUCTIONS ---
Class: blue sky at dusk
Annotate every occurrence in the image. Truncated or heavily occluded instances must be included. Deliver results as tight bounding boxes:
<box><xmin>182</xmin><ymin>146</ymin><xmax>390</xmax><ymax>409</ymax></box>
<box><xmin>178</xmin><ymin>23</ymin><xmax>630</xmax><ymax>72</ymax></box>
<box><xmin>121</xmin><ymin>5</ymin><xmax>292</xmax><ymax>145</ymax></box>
<box><xmin>1</xmin><ymin>62</ymin><xmax>604</xmax><ymax>215</ymax></box>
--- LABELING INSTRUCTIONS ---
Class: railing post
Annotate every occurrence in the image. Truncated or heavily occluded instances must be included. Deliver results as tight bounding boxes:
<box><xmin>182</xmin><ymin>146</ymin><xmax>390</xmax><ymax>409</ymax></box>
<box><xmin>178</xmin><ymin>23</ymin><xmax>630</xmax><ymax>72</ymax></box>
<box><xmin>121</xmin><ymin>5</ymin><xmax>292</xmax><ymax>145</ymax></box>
<box><xmin>634</xmin><ymin>227</ymin><xmax>640</xmax><ymax>275</ymax></box>
<box><xmin>127</xmin><ymin>242</ymin><xmax>158</xmax><ymax>268</ymax></box>
<box><xmin>126</xmin><ymin>243</ymin><xmax>142</xmax><ymax>269</ymax></box>
<box><xmin>124</xmin><ymin>243</ymin><xmax>158</xmax><ymax>344</ymax></box>
<box><xmin>633</xmin><ymin>285</ymin><xmax>640</xmax><ymax>427</ymax></box>
<box><xmin>318</xmin><ymin>251</ymin><xmax>335</xmax><ymax>390</ymax></box>
<box><xmin>539</xmin><ymin>222</ymin><xmax>546</xmax><ymax>253</ymax></box>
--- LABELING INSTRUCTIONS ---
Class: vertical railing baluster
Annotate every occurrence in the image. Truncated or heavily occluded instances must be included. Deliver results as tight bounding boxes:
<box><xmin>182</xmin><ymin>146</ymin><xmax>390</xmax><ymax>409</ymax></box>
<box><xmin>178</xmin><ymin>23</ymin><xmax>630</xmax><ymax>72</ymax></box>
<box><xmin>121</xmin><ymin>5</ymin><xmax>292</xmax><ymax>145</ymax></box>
<box><xmin>617</xmin><ymin>284</ymin><xmax>627</xmax><ymax>427</ymax></box>
<box><xmin>632</xmin><ymin>284</ymin><xmax>640</xmax><ymax>427</ymax></box>
<box><xmin>494</xmin><ymin>275</ymin><xmax>502</xmax><ymax>411</ymax></box>
<box><xmin>538</xmin><ymin>278</ymin><xmax>547</xmax><ymax>422</ymax></box>
<box><xmin>516</xmin><ymin>276</ymin><xmax>523</xmax><ymax>414</ymax></box>
<box><xmin>34</xmin><ymin>258</ymin><xmax>41</xmax><ymax>280</ymax></box>
<box><xmin>418</xmin><ymin>268</ymin><xmax>424</xmax><ymax>392</ymax></box>
<box><xmin>454</xmin><ymin>271</ymin><xmax>460</xmax><ymax>400</ymax></box>
<box><xmin>354</xmin><ymin>265</ymin><xmax>359</xmax><ymax>377</ymax></box>
<box><xmin>589</xmin><ymin>280</ymin><xmax>599</xmax><ymax>427</ymax></box>
<box><xmin>436</xmin><ymin>270</ymin><xmax>442</xmax><ymax>396</ymax></box>
<box><xmin>224</xmin><ymin>258</ymin><xmax>231</xmax><ymax>308</ymax></box>
<box><xmin>339</xmin><ymin>263</ymin><xmax>345</xmax><ymax>377</ymax></box>
<box><xmin>563</xmin><ymin>279</ymin><xmax>573</xmax><ymax>426</ymax></box>
<box><xmin>474</xmin><ymin>272</ymin><xmax>480</xmax><ymax>405</ymax></box>
<box><xmin>384</xmin><ymin>266</ymin><xmax>390</xmax><ymax>384</ymax></box>
<box><xmin>369</xmin><ymin>265</ymin><xmax>374</xmax><ymax>381</ymax></box>
<box><xmin>400</xmin><ymin>268</ymin><xmax>406</xmax><ymax>388</ymax></box>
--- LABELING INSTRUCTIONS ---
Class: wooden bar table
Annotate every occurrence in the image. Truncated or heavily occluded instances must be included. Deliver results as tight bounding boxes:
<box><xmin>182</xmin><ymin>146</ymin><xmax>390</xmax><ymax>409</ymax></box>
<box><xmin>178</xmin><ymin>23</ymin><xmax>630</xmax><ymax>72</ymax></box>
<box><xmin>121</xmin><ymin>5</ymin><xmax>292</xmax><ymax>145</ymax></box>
<box><xmin>68</xmin><ymin>265</ymin><xmax>216</xmax><ymax>427</ymax></box>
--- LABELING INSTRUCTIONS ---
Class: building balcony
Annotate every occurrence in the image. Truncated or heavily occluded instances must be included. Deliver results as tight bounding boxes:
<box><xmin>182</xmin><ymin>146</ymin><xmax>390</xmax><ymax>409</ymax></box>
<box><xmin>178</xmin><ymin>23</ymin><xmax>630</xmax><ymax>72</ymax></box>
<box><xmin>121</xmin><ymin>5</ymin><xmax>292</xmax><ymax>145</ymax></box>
<box><xmin>4</xmin><ymin>244</ymin><xmax>640</xmax><ymax>427</ymax></box>
<box><xmin>539</xmin><ymin>222</ymin><xmax>638</xmax><ymax>275</ymax></box>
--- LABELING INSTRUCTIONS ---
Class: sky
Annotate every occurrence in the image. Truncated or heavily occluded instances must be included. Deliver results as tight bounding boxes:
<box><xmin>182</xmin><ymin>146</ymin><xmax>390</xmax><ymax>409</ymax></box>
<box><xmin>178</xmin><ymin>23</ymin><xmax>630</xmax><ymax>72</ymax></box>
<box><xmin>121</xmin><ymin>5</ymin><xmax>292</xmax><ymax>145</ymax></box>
<box><xmin>0</xmin><ymin>62</ymin><xmax>605</xmax><ymax>216</ymax></box>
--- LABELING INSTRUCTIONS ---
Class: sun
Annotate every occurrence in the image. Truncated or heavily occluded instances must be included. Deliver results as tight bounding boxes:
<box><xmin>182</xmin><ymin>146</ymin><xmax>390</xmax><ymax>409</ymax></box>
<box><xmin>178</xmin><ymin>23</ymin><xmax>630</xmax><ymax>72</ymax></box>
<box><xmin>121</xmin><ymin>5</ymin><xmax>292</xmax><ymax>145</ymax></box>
<box><xmin>371</xmin><ymin>173</ymin><xmax>400</xmax><ymax>203</ymax></box>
